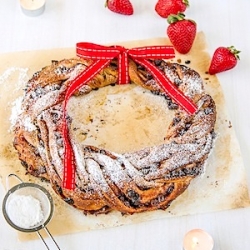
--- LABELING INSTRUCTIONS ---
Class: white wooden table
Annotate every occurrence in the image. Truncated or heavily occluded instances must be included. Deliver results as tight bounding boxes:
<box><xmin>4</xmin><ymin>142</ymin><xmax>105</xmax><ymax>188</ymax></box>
<box><xmin>0</xmin><ymin>0</ymin><xmax>250</xmax><ymax>249</ymax></box>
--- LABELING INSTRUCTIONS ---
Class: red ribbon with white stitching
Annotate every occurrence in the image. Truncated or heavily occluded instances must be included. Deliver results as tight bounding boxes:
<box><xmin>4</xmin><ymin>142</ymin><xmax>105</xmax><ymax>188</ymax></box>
<box><xmin>62</xmin><ymin>42</ymin><xmax>198</xmax><ymax>189</ymax></box>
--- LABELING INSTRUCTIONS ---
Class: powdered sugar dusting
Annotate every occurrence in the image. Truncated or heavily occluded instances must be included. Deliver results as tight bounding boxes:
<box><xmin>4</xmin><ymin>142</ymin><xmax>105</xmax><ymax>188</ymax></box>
<box><xmin>183</xmin><ymin>74</ymin><xmax>204</xmax><ymax>97</ymax></box>
<box><xmin>86</xmin><ymin>158</ymin><xmax>110</xmax><ymax>193</ymax></box>
<box><xmin>0</xmin><ymin>67</ymin><xmax>29</xmax><ymax>131</ymax></box>
<box><xmin>164</xmin><ymin>64</ymin><xmax>204</xmax><ymax>98</ymax></box>
<box><xmin>12</xmin><ymin>58</ymin><xmax>216</xmax><ymax>214</ymax></box>
<box><xmin>0</xmin><ymin>67</ymin><xmax>29</xmax><ymax>87</ymax></box>
<box><xmin>9</xmin><ymin>96</ymin><xmax>23</xmax><ymax>130</ymax></box>
<box><xmin>23</xmin><ymin>116</ymin><xmax>37</xmax><ymax>132</ymax></box>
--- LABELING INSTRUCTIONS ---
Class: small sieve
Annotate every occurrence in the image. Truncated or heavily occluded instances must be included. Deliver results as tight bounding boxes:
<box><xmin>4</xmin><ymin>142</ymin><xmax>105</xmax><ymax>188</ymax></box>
<box><xmin>2</xmin><ymin>174</ymin><xmax>60</xmax><ymax>250</ymax></box>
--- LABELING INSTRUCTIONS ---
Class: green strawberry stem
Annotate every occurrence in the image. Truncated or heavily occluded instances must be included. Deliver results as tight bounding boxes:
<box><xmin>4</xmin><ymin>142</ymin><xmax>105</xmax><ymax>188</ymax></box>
<box><xmin>167</xmin><ymin>13</ymin><xmax>196</xmax><ymax>25</ymax></box>
<box><xmin>167</xmin><ymin>13</ymin><xmax>186</xmax><ymax>24</ymax></box>
<box><xmin>228</xmin><ymin>46</ymin><xmax>241</xmax><ymax>60</ymax></box>
<box><xmin>183</xmin><ymin>0</ymin><xmax>189</xmax><ymax>7</ymax></box>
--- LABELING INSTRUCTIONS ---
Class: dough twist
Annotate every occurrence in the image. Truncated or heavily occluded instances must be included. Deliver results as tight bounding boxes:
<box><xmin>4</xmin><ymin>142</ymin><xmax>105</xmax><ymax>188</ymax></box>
<box><xmin>14</xmin><ymin>58</ymin><xmax>216</xmax><ymax>214</ymax></box>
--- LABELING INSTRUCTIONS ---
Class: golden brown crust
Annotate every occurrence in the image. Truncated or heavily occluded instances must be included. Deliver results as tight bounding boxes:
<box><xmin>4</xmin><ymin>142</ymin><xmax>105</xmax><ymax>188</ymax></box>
<box><xmin>13</xmin><ymin>57</ymin><xmax>216</xmax><ymax>214</ymax></box>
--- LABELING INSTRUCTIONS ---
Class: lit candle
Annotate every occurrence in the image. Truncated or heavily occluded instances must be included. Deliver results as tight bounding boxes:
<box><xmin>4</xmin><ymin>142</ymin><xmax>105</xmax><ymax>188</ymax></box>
<box><xmin>20</xmin><ymin>0</ymin><xmax>46</xmax><ymax>17</ymax></box>
<box><xmin>183</xmin><ymin>229</ymin><xmax>214</xmax><ymax>250</ymax></box>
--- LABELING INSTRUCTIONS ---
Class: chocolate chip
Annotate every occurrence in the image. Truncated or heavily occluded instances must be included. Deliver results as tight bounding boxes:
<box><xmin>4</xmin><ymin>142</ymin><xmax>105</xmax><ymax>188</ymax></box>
<box><xmin>146</xmin><ymin>72</ymin><xmax>153</xmax><ymax>80</ymax></box>
<box><xmin>157</xmin><ymin>195</ymin><xmax>165</xmax><ymax>203</ymax></box>
<box><xmin>185</xmin><ymin>123</ymin><xmax>192</xmax><ymax>130</ymax></box>
<box><xmin>211</xmin><ymin>130</ymin><xmax>216</xmax><ymax>139</ymax></box>
<box><xmin>181</xmin><ymin>169</ymin><xmax>188</xmax><ymax>176</ymax></box>
<box><xmin>141</xmin><ymin>166</ymin><xmax>151</xmax><ymax>175</ymax></box>
<box><xmin>64</xmin><ymin>197</ymin><xmax>74</xmax><ymax>205</ymax></box>
<box><xmin>137</xmin><ymin>65</ymin><xmax>145</xmax><ymax>71</ymax></box>
<box><xmin>20</xmin><ymin>160</ymin><xmax>29</xmax><ymax>169</ymax></box>
<box><xmin>119</xmin><ymin>195</ymin><xmax>125</xmax><ymax>202</ymax></box>
<box><xmin>34</xmin><ymin>71</ymin><xmax>40</xmax><ymax>77</ymax></box>
<box><xmin>179</xmin><ymin>129</ymin><xmax>186</xmax><ymax>136</ymax></box>
<box><xmin>39</xmin><ymin>140</ymin><xmax>45</xmax><ymax>147</ymax></box>
<box><xmin>154</xmin><ymin>59</ymin><xmax>163</xmax><ymax>66</ymax></box>
<box><xmin>173</xmin><ymin>117</ymin><xmax>181</xmax><ymax>126</ymax></box>
<box><xmin>204</xmin><ymin>107</ymin><xmax>213</xmax><ymax>115</ymax></box>
<box><xmin>110</xmin><ymin>61</ymin><xmax>118</xmax><ymax>69</ymax></box>
<box><xmin>127</xmin><ymin>190</ymin><xmax>140</xmax><ymax>202</ymax></box>
<box><xmin>124</xmin><ymin>201</ymin><xmax>131</xmax><ymax>207</ymax></box>
<box><xmin>166</xmin><ymin>184</ymin><xmax>174</xmax><ymax>195</ymax></box>
<box><xmin>52</xmin><ymin>84</ymin><xmax>61</xmax><ymax>91</ymax></box>
<box><xmin>52</xmin><ymin>60</ymin><xmax>59</xmax><ymax>65</ymax></box>
<box><xmin>150</xmin><ymin>199</ymin><xmax>159</xmax><ymax>206</ymax></box>
<box><xmin>174</xmin><ymin>78</ymin><xmax>182</xmax><ymax>86</ymax></box>
<box><xmin>55</xmin><ymin>66</ymin><xmax>69</xmax><ymax>75</ymax></box>
<box><xmin>55</xmin><ymin>184</ymin><xmax>63</xmax><ymax>195</ymax></box>
<box><xmin>167</xmin><ymin>101</ymin><xmax>178</xmax><ymax>110</ymax></box>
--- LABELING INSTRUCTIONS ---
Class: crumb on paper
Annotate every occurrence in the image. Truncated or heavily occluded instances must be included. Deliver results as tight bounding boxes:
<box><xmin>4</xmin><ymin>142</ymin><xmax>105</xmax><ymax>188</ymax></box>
<box><xmin>0</xmin><ymin>67</ymin><xmax>29</xmax><ymax>88</ymax></box>
<box><xmin>0</xmin><ymin>67</ymin><xmax>29</xmax><ymax>131</ymax></box>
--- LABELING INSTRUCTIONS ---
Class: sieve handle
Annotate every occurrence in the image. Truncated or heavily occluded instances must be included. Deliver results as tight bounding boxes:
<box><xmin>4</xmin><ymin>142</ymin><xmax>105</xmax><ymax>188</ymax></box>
<box><xmin>5</xmin><ymin>173</ymin><xmax>23</xmax><ymax>191</ymax></box>
<box><xmin>37</xmin><ymin>230</ymin><xmax>50</xmax><ymax>250</ymax></box>
<box><xmin>36</xmin><ymin>226</ymin><xmax>61</xmax><ymax>250</ymax></box>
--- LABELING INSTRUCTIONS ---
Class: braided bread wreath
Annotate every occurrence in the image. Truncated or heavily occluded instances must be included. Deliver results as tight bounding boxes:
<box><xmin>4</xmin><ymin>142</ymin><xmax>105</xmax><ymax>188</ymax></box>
<box><xmin>13</xmin><ymin>55</ymin><xmax>216</xmax><ymax>215</ymax></box>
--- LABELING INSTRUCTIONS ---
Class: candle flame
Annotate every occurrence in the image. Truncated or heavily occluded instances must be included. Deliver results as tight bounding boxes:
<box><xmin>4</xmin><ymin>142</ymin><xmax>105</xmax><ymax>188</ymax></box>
<box><xmin>192</xmin><ymin>237</ymin><xmax>199</xmax><ymax>248</ymax></box>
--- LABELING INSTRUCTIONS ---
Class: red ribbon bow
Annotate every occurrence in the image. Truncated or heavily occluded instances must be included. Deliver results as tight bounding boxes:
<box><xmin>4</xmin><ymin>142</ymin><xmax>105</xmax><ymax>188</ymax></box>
<box><xmin>62</xmin><ymin>43</ymin><xmax>198</xmax><ymax>190</ymax></box>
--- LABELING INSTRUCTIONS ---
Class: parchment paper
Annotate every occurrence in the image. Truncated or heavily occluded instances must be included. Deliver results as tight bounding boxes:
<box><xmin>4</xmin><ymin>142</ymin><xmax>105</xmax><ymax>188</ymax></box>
<box><xmin>0</xmin><ymin>32</ymin><xmax>249</xmax><ymax>241</ymax></box>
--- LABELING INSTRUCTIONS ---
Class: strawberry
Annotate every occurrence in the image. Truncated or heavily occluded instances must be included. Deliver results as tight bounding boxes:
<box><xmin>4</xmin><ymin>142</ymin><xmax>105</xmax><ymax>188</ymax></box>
<box><xmin>155</xmin><ymin>0</ymin><xmax>189</xmax><ymax>18</ymax></box>
<box><xmin>105</xmin><ymin>0</ymin><xmax>133</xmax><ymax>15</ymax></box>
<box><xmin>167</xmin><ymin>13</ymin><xmax>196</xmax><ymax>54</ymax></box>
<box><xmin>208</xmin><ymin>46</ymin><xmax>240</xmax><ymax>75</ymax></box>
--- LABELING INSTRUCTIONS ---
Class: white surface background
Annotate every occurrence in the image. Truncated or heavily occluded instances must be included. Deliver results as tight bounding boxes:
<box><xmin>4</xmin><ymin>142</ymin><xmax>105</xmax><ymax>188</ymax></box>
<box><xmin>0</xmin><ymin>0</ymin><xmax>250</xmax><ymax>249</ymax></box>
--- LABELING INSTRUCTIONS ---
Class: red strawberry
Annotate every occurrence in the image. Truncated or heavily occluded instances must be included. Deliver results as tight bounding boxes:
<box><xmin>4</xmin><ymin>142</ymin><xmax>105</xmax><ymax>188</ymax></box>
<box><xmin>155</xmin><ymin>0</ymin><xmax>189</xmax><ymax>18</ymax></box>
<box><xmin>167</xmin><ymin>13</ymin><xmax>196</xmax><ymax>54</ymax></box>
<box><xmin>105</xmin><ymin>0</ymin><xmax>133</xmax><ymax>15</ymax></box>
<box><xmin>208</xmin><ymin>46</ymin><xmax>240</xmax><ymax>75</ymax></box>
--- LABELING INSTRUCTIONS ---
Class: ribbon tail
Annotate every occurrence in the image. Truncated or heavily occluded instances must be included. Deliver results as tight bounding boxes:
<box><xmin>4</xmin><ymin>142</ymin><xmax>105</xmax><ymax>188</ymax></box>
<box><xmin>62</xmin><ymin>59</ymin><xmax>111</xmax><ymax>189</ymax></box>
<box><xmin>133</xmin><ymin>58</ymin><xmax>198</xmax><ymax>115</ymax></box>
<box><xmin>118</xmin><ymin>51</ymin><xmax>130</xmax><ymax>84</ymax></box>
